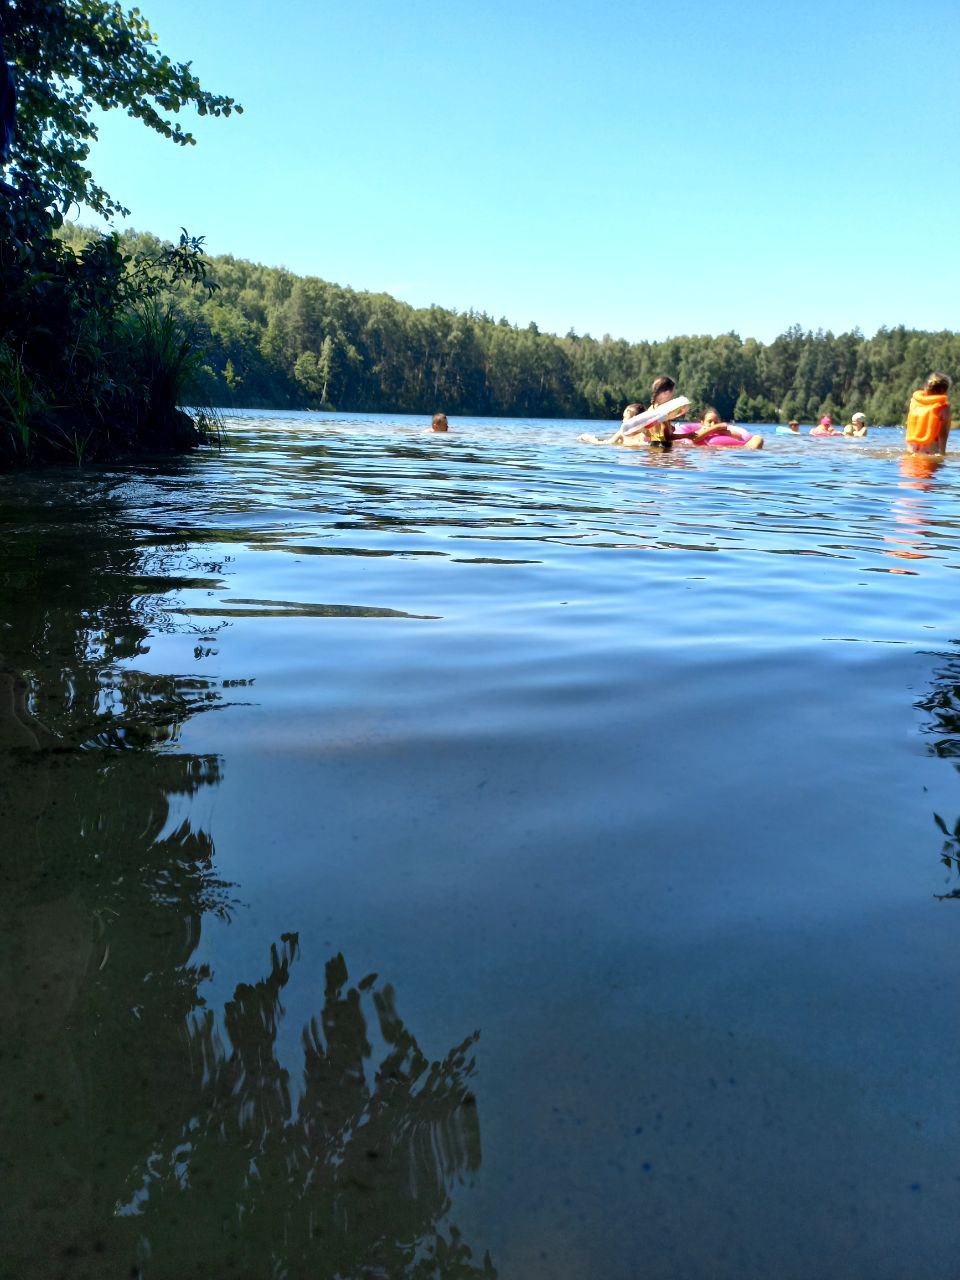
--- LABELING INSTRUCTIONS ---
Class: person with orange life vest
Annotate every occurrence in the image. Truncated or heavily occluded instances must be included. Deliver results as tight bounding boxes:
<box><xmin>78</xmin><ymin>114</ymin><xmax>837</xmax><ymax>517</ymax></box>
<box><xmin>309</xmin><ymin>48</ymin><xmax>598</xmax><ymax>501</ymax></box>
<box><xmin>905</xmin><ymin>373</ymin><xmax>952</xmax><ymax>455</ymax></box>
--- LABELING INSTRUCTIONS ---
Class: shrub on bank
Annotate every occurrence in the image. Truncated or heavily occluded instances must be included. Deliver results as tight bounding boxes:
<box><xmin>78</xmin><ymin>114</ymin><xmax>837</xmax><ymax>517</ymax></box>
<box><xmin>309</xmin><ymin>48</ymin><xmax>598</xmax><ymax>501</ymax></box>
<box><xmin>0</xmin><ymin>190</ymin><xmax>217</xmax><ymax>467</ymax></box>
<box><xmin>0</xmin><ymin>0</ymin><xmax>240</xmax><ymax>467</ymax></box>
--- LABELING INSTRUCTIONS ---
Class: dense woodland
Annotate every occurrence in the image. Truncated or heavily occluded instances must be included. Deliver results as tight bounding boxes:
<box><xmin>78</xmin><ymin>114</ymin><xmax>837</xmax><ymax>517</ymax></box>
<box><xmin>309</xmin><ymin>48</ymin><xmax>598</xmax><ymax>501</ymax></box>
<box><xmin>60</xmin><ymin>227</ymin><xmax>959</xmax><ymax>426</ymax></box>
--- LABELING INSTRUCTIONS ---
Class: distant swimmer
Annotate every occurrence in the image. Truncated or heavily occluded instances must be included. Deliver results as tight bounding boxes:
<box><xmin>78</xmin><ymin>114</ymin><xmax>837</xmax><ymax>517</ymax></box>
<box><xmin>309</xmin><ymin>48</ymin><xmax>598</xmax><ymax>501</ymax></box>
<box><xmin>905</xmin><ymin>373</ymin><xmax>951</xmax><ymax>455</ymax></box>
<box><xmin>430</xmin><ymin>412</ymin><xmax>449</xmax><ymax>433</ymax></box>
<box><xmin>842</xmin><ymin>412</ymin><xmax>868</xmax><ymax>437</ymax></box>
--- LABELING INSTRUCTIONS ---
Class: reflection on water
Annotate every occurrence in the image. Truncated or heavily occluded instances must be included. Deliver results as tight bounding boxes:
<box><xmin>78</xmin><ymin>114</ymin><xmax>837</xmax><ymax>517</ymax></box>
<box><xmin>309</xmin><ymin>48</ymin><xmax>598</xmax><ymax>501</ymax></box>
<box><xmin>916</xmin><ymin>639</ymin><xmax>960</xmax><ymax>900</ymax></box>
<box><xmin>116</xmin><ymin>939</ymin><xmax>488</xmax><ymax>1279</ymax></box>
<box><xmin>0</xmin><ymin>469</ymin><xmax>491</xmax><ymax>1278</ymax></box>
<box><xmin>3</xmin><ymin>417</ymin><xmax>960</xmax><ymax>1278</ymax></box>
<box><xmin>881</xmin><ymin>456</ymin><xmax>946</xmax><ymax>572</ymax></box>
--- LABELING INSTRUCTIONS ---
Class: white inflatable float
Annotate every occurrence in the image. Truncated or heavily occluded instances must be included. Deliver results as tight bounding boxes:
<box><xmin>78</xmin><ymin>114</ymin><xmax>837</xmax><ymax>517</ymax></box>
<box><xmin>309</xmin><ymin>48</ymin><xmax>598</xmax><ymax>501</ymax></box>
<box><xmin>579</xmin><ymin>396</ymin><xmax>691</xmax><ymax>445</ymax></box>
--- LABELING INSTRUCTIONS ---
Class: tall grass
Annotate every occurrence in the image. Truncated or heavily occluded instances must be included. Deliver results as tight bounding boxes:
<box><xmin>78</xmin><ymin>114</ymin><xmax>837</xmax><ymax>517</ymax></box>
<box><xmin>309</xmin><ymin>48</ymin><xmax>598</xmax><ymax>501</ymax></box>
<box><xmin>0</xmin><ymin>340</ymin><xmax>45</xmax><ymax>457</ymax></box>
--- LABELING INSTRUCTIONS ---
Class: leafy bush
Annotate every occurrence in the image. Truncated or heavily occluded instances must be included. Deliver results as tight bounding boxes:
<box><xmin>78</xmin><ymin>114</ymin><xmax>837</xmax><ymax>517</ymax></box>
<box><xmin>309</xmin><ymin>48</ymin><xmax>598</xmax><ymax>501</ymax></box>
<box><xmin>0</xmin><ymin>0</ymin><xmax>239</xmax><ymax>467</ymax></box>
<box><xmin>0</xmin><ymin>188</ymin><xmax>218</xmax><ymax>465</ymax></box>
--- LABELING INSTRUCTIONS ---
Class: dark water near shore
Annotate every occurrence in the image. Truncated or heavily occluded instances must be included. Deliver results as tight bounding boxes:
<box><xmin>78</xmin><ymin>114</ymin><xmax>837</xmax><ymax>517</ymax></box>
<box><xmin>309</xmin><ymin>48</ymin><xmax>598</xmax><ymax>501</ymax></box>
<box><xmin>2</xmin><ymin>410</ymin><xmax>959</xmax><ymax>1279</ymax></box>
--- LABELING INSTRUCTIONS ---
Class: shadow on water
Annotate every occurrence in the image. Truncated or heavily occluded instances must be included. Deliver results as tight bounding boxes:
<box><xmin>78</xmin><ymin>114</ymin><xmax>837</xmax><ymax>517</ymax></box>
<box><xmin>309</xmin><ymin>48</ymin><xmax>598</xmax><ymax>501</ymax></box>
<box><xmin>0</xmin><ymin>471</ymin><xmax>492</xmax><ymax>1279</ymax></box>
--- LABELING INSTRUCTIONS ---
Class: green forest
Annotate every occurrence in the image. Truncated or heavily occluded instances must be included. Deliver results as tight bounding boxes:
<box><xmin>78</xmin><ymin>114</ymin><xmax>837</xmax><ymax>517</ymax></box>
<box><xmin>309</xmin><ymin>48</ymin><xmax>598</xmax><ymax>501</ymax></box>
<box><xmin>58</xmin><ymin>227</ymin><xmax>957</xmax><ymax>426</ymax></box>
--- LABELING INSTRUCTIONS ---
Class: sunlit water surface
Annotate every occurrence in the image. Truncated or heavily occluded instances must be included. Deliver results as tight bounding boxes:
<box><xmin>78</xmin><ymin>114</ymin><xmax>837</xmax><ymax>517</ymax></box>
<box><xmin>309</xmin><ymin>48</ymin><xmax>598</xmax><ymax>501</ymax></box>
<box><xmin>2</xmin><ymin>411</ymin><xmax>959</xmax><ymax>1280</ymax></box>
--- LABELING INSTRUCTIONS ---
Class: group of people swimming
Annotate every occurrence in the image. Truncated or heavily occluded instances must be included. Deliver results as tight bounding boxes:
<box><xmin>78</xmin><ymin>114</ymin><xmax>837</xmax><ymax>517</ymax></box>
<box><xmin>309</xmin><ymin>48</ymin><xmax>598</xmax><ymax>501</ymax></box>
<box><xmin>427</xmin><ymin>372</ymin><xmax>953</xmax><ymax>457</ymax></box>
<box><xmin>581</xmin><ymin>377</ymin><xmax>764</xmax><ymax>450</ymax></box>
<box><xmin>783</xmin><ymin>413</ymin><xmax>868</xmax><ymax>437</ymax></box>
<box><xmin>573</xmin><ymin>372</ymin><xmax>953</xmax><ymax>456</ymax></box>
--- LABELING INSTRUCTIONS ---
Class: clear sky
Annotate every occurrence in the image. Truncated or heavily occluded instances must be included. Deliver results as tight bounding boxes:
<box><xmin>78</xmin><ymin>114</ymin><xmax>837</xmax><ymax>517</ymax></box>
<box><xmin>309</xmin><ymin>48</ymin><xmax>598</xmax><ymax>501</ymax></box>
<box><xmin>80</xmin><ymin>0</ymin><xmax>959</xmax><ymax>344</ymax></box>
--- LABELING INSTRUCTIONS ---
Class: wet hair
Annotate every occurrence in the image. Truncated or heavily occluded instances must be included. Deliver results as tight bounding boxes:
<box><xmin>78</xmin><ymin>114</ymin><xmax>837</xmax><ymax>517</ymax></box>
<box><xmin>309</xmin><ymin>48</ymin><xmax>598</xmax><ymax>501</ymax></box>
<box><xmin>622</xmin><ymin>402</ymin><xmax>644</xmax><ymax>420</ymax></box>
<box><xmin>651</xmin><ymin>376</ymin><xmax>676</xmax><ymax>401</ymax></box>
<box><xmin>431</xmin><ymin>412</ymin><xmax>449</xmax><ymax>431</ymax></box>
<box><xmin>925</xmin><ymin>372</ymin><xmax>951</xmax><ymax>394</ymax></box>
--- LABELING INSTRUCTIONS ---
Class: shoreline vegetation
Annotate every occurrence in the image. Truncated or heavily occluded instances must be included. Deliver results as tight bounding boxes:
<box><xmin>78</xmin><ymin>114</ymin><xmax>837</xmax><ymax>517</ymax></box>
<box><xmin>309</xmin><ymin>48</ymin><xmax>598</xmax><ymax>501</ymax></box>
<box><xmin>0</xmin><ymin>0</ymin><xmax>240</xmax><ymax>469</ymax></box>
<box><xmin>60</xmin><ymin>227</ymin><xmax>960</xmax><ymax>435</ymax></box>
<box><xmin>1</xmin><ymin>214</ymin><xmax>226</xmax><ymax>467</ymax></box>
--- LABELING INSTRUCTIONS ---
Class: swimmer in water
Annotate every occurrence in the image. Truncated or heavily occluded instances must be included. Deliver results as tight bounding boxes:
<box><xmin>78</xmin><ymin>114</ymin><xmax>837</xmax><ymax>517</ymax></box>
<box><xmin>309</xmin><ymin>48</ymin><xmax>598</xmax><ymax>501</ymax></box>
<box><xmin>842</xmin><ymin>412</ymin><xmax>868</xmax><ymax>437</ymax></box>
<box><xmin>579</xmin><ymin>380</ymin><xmax>687</xmax><ymax>448</ymax></box>
<box><xmin>617</xmin><ymin>377</ymin><xmax>686</xmax><ymax>449</ymax></box>
<box><xmin>688</xmin><ymin>407</ymin><xmax>764</xmax><ymax>449</ymax></box>
<box><xmin>905</xmin><ymin>373</ymin><xmax>951</xmax><ymax>455</ymax></box>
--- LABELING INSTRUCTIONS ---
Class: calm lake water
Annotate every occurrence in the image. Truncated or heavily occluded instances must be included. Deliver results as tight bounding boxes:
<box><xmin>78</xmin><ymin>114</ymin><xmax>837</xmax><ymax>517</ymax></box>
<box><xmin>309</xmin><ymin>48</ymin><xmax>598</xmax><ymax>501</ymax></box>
<box><xmin>1</xmin><ymin>410</ymin><xmax>959</xmax><ymax>1280</ymax></box>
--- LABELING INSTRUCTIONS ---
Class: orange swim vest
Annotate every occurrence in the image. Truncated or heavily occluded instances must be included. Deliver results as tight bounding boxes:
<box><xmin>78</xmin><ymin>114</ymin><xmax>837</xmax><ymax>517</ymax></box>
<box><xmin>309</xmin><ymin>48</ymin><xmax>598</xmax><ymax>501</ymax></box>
<box><xmin>906</xmin><ymin>391</ymin><xmax>949</xmax><ymax>448</ymax></box>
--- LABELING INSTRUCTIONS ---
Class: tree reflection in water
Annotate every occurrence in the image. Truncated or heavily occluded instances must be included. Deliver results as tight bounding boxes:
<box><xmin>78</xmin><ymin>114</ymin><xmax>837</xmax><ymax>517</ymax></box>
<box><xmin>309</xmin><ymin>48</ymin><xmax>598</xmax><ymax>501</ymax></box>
<box><xmin>118</xmin><ymin>939</ymin><xmax>491</xmax><ymax>1279</ymax></box>
<box><xmin>0</xmin><ymin>476</ymin><xmax>492</xmax><ymax>1278</ymax></box>
<box><xmin>916</xmin><ymin>641</ymin><xmax>960</xmax><ymax>901</ymax></box>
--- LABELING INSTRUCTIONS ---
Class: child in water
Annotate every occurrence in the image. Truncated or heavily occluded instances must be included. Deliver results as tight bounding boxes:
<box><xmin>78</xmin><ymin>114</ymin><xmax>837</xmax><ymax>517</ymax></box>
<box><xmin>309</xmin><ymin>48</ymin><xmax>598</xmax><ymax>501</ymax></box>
<box><xmin>685</xmin><ymin>408</ymin><xmax>764</xmax><ymax>449</ymax></box>
<box><xmin>810</xmin><ymin>415</ymin><xmax>837</xmax><ymax>436</ymax></box>
<box><xmin>431</xmin><ymin>412</ymin><xmax>449</xmax><ymax>433</ymax></box>
<box><xmin>579</xmin><ymin>378</ymin><xmax>687</xmax><ymax>448</ymax></box>
<box><xmin>906</xmin><ymin>374</ymin><xmax>951</xmax><ymax>454</ymax></box>
<box><xmin>618</xmin><ymin>376</ymin><xmax>685</xmax><ymax>449</ymax></box>
<box><xmin>842</xmin><ymin>412</ymin><xmax>868</xmax><ymax>437</ymax></box>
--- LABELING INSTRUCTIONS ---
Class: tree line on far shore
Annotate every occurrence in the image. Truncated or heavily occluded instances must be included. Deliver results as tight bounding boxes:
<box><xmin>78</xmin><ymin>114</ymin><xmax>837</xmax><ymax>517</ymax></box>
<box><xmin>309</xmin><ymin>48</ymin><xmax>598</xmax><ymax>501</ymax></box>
<box><xmin>59</xmin><ymin>227</ymin><xmax>958</xmax><ymax>426</ymax></box>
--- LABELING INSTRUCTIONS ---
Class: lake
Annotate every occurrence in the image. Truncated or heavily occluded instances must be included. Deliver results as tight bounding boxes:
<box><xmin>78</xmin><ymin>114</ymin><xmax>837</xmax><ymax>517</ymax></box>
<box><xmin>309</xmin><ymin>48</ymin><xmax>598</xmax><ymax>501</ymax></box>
<box><xmin>1</xmin><ymin>410</ymin><xmax>959</xmax><ymax>1280</ymax></box>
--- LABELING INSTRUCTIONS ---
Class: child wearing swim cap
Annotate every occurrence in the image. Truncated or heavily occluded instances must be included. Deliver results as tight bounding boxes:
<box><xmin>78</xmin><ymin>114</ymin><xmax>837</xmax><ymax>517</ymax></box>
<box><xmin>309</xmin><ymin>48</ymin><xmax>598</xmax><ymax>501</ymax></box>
<box><xmin>906</xmin><ymin>374</ymin><xmax>951</xmax><ymax>454</ymax></box>
<box><xmin>843</xmin><ymin>412</ymin><xmax>868</xmax><ymax>437</ymax></box>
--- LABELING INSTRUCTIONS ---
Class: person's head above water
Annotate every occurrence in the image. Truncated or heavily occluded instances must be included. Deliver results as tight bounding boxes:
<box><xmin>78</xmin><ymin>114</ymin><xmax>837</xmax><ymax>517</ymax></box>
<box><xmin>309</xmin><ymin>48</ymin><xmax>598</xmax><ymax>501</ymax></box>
<box><xmin>851</xmin><ymin>412</ymin><xmax>866</xmax><ymax>424</ymax></box>
<box><xmin>788</xmin><ymin>420</ymin><xmax>799</xmax><ymax>431</ymax></box>
<box><xmin>650</xmin><ymin>376</ymin><xmax>676</xmax><ymax>405</ymax></box>
<box><xmin>819</xmin><ymin>415</ymin><xmax>833</xmax><ymax>427</ymax></box>
<box><xmin>700</xmin><ymin>407</ymin><xmax>722</xmax><ymax>426</ymax></box>
<box><xmin>925</xmin><ymin>372</ymin><xmax>951</xmax><ymax>394</ymax></box>
<box><xmin>621</xmin><ymin>402</ymin><xmax>644</xmax><ymax>422</ymax></box>
<box><xmin>431</xmin><ymin>412</ymin><xmax>449</xmax><ymax>432</ymax></box>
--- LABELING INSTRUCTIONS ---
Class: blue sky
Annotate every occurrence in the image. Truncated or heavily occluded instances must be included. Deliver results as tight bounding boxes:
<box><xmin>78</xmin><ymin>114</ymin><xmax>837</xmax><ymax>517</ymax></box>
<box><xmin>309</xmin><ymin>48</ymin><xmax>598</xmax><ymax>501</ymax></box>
<box><xmin>81</xmin><ymin>0</ymin><xmax>959</xmax><ymax>343</ymax></box>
